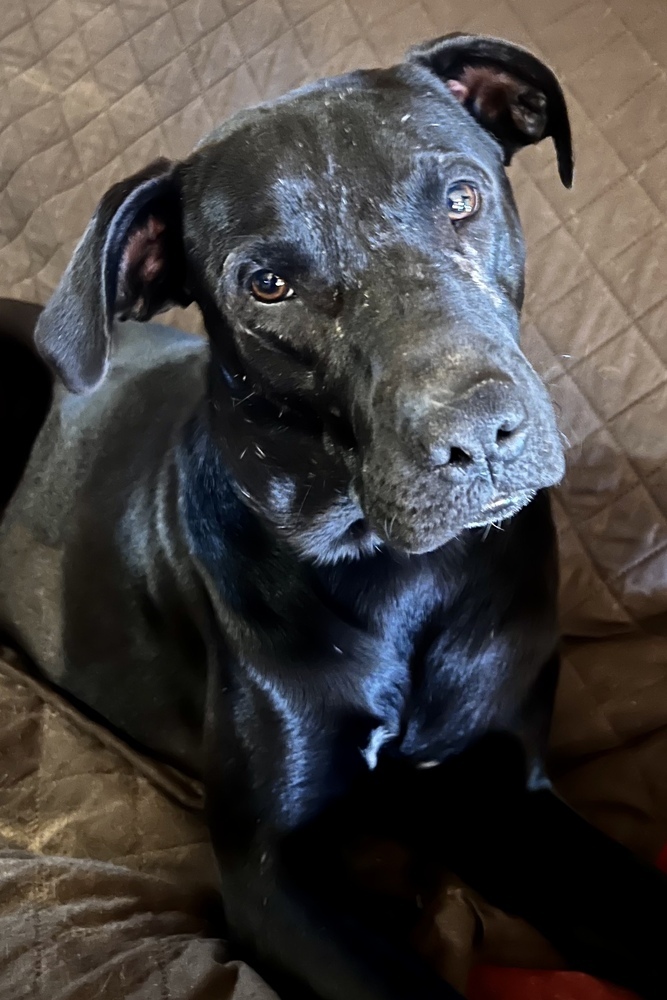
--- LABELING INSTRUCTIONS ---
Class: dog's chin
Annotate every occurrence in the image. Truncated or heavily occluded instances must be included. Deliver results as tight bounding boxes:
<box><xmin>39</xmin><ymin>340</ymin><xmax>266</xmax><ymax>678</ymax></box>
<box><xmin>334</xmin><ymin>520</ymin><xmax>385</xmax><ymax>561</ymax></box>
<box><xmin>264</xmin><ymin>485</ymin><xmax>537</xmax><ymax>566</ymax></box>
<box><xmin>277</xmin><ymin>500</ymin><xmax>385</xmax><ymax>565</ymax></box>
<box><xmin>293</xmin><ymin>520</ymin><xmax>385</xmax><ymax>565</ymax></box>
<box><xmin>371</xmin><ymin>489</ymin><xmax>538</xmax><ymax>557</ymax></box>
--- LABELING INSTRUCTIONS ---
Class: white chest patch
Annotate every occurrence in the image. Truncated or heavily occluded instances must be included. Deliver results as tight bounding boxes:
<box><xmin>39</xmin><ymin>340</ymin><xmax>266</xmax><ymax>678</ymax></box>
<box><xmin>361</xmin><ymin>724</ymin><xmax>395</xmax><ymax>770</ymax></box>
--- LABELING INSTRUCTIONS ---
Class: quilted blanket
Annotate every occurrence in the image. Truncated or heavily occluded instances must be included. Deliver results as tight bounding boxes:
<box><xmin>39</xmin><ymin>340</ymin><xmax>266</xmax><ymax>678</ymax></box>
<box><xmin>2</xmin><ymin>0</ymin><xmax>667</xmax><ymax>997</ymax></box>
<box><xmin>1</xmin><ymin>636</ymin><xmax>662</xmax><ymax>1000</ymax></box>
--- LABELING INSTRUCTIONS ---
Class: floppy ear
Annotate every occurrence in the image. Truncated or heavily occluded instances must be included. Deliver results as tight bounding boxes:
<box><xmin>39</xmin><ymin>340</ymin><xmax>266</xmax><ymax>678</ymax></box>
<box><xmin>408</xmin><ymin>33</ymin><xmax>573</xmax><ymax>188</ymax></box>
<box><xmin>35</xmin><ymin>158</ymin><xmax>191</xmax><ymax>394</ymax></box>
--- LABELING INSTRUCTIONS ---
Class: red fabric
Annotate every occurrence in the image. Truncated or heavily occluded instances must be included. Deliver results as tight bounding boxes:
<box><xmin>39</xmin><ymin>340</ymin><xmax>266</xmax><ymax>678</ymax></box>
<box><xmin>466</xmin><ymin>840</ymin><xmax>667</xmax><ymax>1000</ymax></box>
<box><xmin>468</xmin><ymin>968</ymin><xmax>639</xmax><ymax>1000</ymax></box>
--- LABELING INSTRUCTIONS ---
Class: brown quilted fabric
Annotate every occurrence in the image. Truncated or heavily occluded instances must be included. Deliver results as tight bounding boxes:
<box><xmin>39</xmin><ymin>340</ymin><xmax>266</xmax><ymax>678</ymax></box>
<box><xmin>2</xmin><ymin>0</ymin><xmax>667</xmax><ymax>996</ymax></box>
<box><xmin>0</xmin><ymin>649</ymin><xmax>277</xmax><ymax>998</ymax></box>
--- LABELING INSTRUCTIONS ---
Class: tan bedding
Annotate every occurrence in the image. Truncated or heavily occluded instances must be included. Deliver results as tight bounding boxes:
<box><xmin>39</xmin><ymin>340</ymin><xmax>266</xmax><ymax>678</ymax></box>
<box><xmin>2</xmin><ymin>0</ymin><xmax>667</xmax><ymax>996</ymax></box>
<box><xmin>1</xmin><ymin>639</ymin><xmax>664</xmax><ymax>999</ymax></box>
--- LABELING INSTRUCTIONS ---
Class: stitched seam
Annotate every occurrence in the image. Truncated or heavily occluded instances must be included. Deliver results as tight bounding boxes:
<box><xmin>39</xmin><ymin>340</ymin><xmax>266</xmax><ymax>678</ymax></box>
<box><xmin>552</xmin><ymin>496</ymin><xmax>643</xmax><ymax>630</ymax></box>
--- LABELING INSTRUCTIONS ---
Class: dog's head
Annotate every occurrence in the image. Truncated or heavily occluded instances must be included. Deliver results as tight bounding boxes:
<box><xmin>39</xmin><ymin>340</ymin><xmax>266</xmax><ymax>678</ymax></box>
<box><xmin>36</xmin><ymin>34</ymin><xmax>572</xmax><ymax>562</ymax></box>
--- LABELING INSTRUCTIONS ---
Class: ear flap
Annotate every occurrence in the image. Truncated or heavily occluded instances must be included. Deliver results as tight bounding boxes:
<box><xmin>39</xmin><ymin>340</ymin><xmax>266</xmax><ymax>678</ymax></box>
<box><xmin>35</xmin><ymin>158</ymin><xmax>191</xmax><ymax>394</ymax></box>
<box><xmin>408</xmin><ymin>33</ymin><xmax>573</xmax><ymax>188</ymax></box>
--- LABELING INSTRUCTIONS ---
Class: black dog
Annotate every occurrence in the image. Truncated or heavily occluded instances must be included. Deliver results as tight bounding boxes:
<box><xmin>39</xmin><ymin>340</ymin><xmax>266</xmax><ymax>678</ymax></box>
<box><xmin>1</xmin><ymin>33</ymin><xmax>666</xmax><ymax>1000</ymax></box>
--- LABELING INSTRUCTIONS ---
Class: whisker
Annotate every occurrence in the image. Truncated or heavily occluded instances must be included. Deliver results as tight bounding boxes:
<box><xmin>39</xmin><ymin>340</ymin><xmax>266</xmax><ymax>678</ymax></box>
<box><xmin>233</xmin><ymin>391</ymin><xmax>257</xmax><ymax>409</ymax></box>
<box><xmin>298</xmin><ymin>485</ymin><xmax>312</xmax><ymax>515</ymax></box>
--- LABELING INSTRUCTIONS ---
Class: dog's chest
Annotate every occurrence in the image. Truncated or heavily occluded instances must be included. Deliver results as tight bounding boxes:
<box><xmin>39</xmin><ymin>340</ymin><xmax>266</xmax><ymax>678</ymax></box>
<box><xmin>370</xmin><ymin>612</ymin><xmax>522</xmax><ymax>767</ymax></box>
<box><xmin>321</xmin><ymin>551</ymin><xmax>533</xmax><ymax>768</ymax></box>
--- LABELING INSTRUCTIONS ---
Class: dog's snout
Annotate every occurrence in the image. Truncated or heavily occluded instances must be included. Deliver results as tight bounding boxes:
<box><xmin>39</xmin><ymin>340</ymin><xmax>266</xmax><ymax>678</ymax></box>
<box><xmin>402</xmin><ymin>379</ymin><xmax>528</xmax><ymax>471</ymax></box>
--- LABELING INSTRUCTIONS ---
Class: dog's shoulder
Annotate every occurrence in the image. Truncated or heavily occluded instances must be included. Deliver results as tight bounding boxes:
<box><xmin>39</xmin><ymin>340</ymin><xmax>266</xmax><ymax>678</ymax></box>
<box><xmin>0</xmin><ymin>319</ymin><xmax>209</xmax><ymax>717</ymax></box>
<box><xmin>106</xmin><ymin>318</ymin><xmax>206</xmax><ymax>394</ymax></box>
<box><xmin>51</xmin><ymin>319</ymin><xmax>206</xmax><ymax>448</ymax></box>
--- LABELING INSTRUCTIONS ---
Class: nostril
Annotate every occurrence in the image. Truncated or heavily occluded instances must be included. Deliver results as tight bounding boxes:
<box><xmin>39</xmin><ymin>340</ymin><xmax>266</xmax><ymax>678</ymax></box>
<box><xmin>496</xmin><ymin>414</ymin><xmax>525</xmax><ymax>447</ymax></box>
<box><xmin>496</xmin><ymin>425</ymin><xmax>516</xmax><ymax>445</ymax></box>
<box><xmin>447</xmin><ymin>445</ymin><xmax>474</xmax><ymax>467</ymax></box>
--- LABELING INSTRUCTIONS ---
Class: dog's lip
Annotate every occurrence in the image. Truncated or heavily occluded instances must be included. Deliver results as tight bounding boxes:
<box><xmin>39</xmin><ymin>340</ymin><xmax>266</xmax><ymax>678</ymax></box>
<box><xmin>356</xmin><ymin>477</ymin><xmax>541</xmax><ymax>555</ymax></box>
<box><xmin>464</xmin><ymin>490</ymin><xmax>536</xmax><ymax>528</ymax></box>
<box><xmin>368</xmin><ymin>490</ymin><xmax>537</xmax><ymax>554</ymax></box>
<box><xmin>481</xmin><ymin>493</ymin><xmax>528</xmax><ymax>513</ymax></box>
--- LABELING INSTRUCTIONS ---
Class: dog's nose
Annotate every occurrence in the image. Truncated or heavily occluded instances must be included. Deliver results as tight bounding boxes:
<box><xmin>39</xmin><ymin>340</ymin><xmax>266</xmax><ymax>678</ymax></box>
<box><xmin>403</xmin><ymin>379</ymin><xmax>528</xmax><ymax>470</ymax></box>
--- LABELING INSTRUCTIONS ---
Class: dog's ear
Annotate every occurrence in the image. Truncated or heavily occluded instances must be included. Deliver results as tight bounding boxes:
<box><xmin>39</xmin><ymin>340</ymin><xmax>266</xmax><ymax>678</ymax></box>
<box><xmin>35</xmin><ymin>158</ymin><xmax>190</xmax><ymax>394</ymax></box>
<box><xmin>408</xmin><ymin>34</ymin><xmax>573</xmax><ymax>187</ymax></box>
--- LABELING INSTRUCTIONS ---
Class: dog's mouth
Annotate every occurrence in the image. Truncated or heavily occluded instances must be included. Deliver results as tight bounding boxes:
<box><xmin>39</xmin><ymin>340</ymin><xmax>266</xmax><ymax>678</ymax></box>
<box><xmin>335</xmin><ymin>490</ymin><xmax>536</xmax><ymax>560</ymax></box>
<box><xmin>463</xmin><ymin>490</ymin><xmax>536</xmax><ymax>529</ymax></box>
<box><xmin>355</xmin><ymin>410</ymin><xmax>564</xmax><ymax>556</ymax></box>
<box><xmin>355</xmin><ymin>484</ymin><xmax>540</xmax><ymax>557</ymax></box>
<box><xmin>240</xmin><ymin>390</ymin><xmax>558</xmax><ymax>562</ymax></box>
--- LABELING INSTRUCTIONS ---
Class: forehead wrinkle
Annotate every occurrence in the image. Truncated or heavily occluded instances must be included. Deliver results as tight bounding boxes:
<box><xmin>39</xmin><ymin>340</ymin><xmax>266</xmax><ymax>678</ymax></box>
<box><xmin>271</xmin><ymin>157</ymin><xmax>373</xmax><ymax>281</ymax></box>
<box><xmin>271</xmin><ymin>105</ymin><xmax>453</xmax><ymax>279</ymax></box>
<box><xmin>270</xmin><ymin>155</ymin><xmax>450</xmax><ymax>288</ymax></box>
<box><xmin>268</xmin><ymin>110</ymin><xmax>468</xmax><ymax>260</ymax></box>
<box><xmin>205</xmin><ymin>86</ymin><xmax>503</xmax><ymax>282</ymax></box>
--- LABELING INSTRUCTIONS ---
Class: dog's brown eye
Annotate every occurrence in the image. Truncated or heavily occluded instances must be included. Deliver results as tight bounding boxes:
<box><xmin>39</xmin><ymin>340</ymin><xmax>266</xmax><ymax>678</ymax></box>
<box><xmin>447</xmin><ymin>182</ymin><xmax>480</xmax><ymax>221</ymax></box>
<box><xmin>250</xmin><ymin>269</ymin><xmax>294</xmax><ymax>303</ymax></box>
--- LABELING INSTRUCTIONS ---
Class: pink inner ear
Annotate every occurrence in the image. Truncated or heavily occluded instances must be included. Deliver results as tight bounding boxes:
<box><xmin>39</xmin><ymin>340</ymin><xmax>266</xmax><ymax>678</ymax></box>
<box><xmin>446</xmin><ymin>78</ymin><xmax>470</xmax><ymax>103</ymax></box>
<box><xmin>446</xmin><ymin>66</ymin><xmax>526</xmax><ymax>123</ymax></box>
<box><xmin>122</xmin><ymin>215</ymin><xmax>166</xmax><ymax>285</ymax></box>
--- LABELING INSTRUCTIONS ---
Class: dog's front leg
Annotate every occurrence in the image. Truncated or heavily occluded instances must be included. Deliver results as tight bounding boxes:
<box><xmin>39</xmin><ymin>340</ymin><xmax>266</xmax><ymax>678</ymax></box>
<box><xmin>453</xmin><ymin>784</ymin><xmax>667</xmax><ymax>1000</ymax></box>
<box><xmin>405</xmin><ymin>735</ymin><xmax>667</xmax><ymax>1000</ymax></box>
<box><xmin>215</xmin><ymin>844</ymin><xmax>464</xmax><ymax>1000</ymax></box>
<box><xmin>204</xmin><ymin>667</ymin><xmax>461</xmax><ymax>1000</ymax></box>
